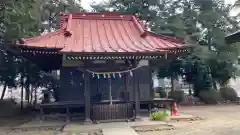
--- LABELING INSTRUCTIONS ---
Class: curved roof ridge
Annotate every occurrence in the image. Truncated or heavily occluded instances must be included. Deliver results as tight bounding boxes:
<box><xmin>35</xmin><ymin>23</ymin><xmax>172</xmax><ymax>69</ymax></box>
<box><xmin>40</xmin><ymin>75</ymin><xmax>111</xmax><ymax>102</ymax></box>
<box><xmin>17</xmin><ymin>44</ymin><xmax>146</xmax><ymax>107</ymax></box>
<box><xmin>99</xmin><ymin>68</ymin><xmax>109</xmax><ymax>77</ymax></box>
<box><xmin>132</xmin><ymin>16</ymin><xmax>146</xmax><ymax>36</ymax></box>
<box><xmin>64</xmin><ymin>12</ymin><xmax>134</xmax><ymax>20</ymax></box>
<box><xmin>145</xmin><ymin>31</ymin><xmax>184</xmax><ymax>44</ymax></box>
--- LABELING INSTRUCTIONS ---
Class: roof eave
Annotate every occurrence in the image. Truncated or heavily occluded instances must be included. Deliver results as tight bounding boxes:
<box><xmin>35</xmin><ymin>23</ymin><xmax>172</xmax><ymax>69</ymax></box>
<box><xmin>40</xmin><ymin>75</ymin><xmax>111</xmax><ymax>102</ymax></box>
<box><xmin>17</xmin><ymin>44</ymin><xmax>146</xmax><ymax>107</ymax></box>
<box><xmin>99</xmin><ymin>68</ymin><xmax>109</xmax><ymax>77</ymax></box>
<box><xmin>225</xmin><ymin>30</ymin><xmax>240</xmax><ymax>44</ymax></box>
<box><xmin>145</xmin><ymin>31</ymin><xmax>185</xmax><ymax>44</ymax></box>
<box><xmin>226</xmin><ymin>30</ymin><xmax>240</xmax><ymax>38</ymax></box>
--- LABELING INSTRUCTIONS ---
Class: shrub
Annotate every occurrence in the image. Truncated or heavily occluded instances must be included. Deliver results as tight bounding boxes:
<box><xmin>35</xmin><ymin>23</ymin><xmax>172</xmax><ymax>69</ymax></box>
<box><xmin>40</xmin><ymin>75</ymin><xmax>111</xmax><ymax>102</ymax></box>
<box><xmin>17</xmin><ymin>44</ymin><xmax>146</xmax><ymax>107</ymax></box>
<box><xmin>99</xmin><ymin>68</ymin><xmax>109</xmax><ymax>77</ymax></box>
<box><xmin>182</xmin><ymin>95</ymin><xmax>201</xmax><ymax>105</ymax></box>
<box><xmin>199</xmin><ymin>90</ymin><xmax>222</xmax><ymax>104</ymax></box>
<box><xmin>168</xmin><ymin>90</ymin><xmax>185</xmax><ymax>103</ymax></box>
<box><xmin>220</xmin><ymin>87</ymin><xmax>238</xmax><ymax>102</ymax></box>
<box><xmin>151</xmin><ymin>111</ymin><xmax>171</xmax><ymax>121</ymax></box>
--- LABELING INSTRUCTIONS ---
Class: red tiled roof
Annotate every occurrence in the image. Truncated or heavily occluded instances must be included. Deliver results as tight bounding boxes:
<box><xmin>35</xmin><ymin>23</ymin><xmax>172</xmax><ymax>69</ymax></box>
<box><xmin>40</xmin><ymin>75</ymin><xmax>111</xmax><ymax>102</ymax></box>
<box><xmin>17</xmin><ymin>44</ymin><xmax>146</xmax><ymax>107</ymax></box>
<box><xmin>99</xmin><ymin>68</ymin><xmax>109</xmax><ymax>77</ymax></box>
<box><xmin>19</xmin><ymin>12</ymin><xmax>188</xmax><ymax>53</ymax></box>
<box><xmin>20</xmin><ymin>30</ymin><xmax>66</xmax><ymax>49</ymax></box>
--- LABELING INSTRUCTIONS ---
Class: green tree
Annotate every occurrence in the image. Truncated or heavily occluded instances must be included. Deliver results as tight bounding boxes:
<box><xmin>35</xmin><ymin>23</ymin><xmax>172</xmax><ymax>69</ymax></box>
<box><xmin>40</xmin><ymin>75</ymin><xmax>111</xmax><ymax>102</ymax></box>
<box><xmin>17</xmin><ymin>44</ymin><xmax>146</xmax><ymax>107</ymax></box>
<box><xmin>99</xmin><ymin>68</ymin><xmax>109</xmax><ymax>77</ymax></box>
<box><xmin>0</xmin><ymin>53</ymin><xmax>18</xmax><ymax>100</ymax></box>
<box><xmin>0</xmin><ymin>0</ymin><xmax>39</xmax><ymax>100</ymax></box>
<box><xmin>40</xmin><ymin>0</ymin><xmax>84</xmax><ymax>32</ymax></box>
<box><xmin>192</xmin><ymin>0</ymin><xmax>239</xmax><ymax>85</ymax></box>
<box><xmin>92</xmin><ymin>0</ymin><xmax>161</xmax><ymax>22</ymax></box>
<box><xmin>0</xmin><ymin>0</ymin><xmax>84</xmax><ymax>103</ymax></box>
<box><xmin>157</xmin><ymin>58</ymin><xmax>184</xmax><ymax>92</ymax></box>
<box><xmin>178</xmin><ymin>0</ymin><xmax>239</xmax><ymax>95</ymax></box>
<box><xmin>3</xmin><ymin>0</ymin><xmax>40</xmax><ymax>42</ymax></box>
<box><xmin>92</xmin><ymin>0</ymin><xmax>240</xmax><ymax>96</ymax></box>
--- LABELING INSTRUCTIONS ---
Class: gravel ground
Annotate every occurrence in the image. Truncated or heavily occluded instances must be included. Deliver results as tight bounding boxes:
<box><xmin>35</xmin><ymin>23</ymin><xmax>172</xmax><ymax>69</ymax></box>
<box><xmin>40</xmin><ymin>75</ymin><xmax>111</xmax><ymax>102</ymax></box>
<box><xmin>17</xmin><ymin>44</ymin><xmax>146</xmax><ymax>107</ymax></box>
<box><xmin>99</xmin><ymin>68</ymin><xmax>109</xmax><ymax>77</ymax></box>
<box><xmin>140</xmin><ymin>105</ymin><xmax>240</xmax><ymax>135</ymax></box>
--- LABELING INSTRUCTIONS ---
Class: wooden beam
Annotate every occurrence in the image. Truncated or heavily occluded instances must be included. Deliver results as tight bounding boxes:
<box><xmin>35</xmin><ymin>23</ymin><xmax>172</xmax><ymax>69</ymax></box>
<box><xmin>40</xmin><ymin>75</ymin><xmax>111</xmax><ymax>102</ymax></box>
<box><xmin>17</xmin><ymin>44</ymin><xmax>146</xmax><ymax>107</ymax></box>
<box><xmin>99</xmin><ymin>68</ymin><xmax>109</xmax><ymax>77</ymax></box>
<box><xmin>133</xmin><ymin>62</ymin><xmax>141</xmax><ymax>120</ymax></box>
<box><xmin>84</xmin><ymin>71</ymin><xmax>92</xmax><ymax>124</ymax></box>
<box><xmin>149</xmin><ymin>62</ymin><xmax>154</xmax><ymax>100</ymax></box>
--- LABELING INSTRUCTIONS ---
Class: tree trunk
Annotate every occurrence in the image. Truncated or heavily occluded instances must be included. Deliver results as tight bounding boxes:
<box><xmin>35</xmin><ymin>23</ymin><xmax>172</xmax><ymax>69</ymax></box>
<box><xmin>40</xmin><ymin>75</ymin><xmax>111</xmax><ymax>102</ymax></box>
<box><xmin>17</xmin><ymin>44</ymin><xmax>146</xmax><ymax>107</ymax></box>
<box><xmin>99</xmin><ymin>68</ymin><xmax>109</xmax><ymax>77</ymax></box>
<box><xmin>30</xmin><ymin>85</ymin><xmax>33</xmax><ymax>104</ymax></box>
<box><xmin>171</xmin><ymin>77</ymin><xmax>175</xmax><ymax>92</ymax></box>
<box><xmin>25</xmin><ymin>78</ymin><xmax>30</xmax><ymax>103</ymax></box>
<box><xmin>34</xmin><ymin>88</ymin><xmax>37</xmax><ymax>105</ymax></box>
<box><xmin>0</xmin><ymin>82</ymin><xmax>7</xmax><ymax>100</ymax></box>
<box><xmin>20</xmin><ymin>76</ymin><xmax>24</xmax><ymax>109</ymax></box>
<box><xmin>193</xmin><ymin>83</ymin><xmax>200</xmax><ymax>97</ymax></box>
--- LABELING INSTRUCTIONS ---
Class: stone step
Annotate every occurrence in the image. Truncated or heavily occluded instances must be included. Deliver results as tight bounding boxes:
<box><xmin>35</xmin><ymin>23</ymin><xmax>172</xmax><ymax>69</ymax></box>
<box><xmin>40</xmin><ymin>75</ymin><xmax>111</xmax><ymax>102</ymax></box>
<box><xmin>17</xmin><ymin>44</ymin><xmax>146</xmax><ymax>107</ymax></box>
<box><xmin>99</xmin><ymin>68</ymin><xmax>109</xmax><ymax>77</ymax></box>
<box><xmin>102</xmin><ymin>127</ymin><xmax>138</xmax><ymax>135</ymax></box>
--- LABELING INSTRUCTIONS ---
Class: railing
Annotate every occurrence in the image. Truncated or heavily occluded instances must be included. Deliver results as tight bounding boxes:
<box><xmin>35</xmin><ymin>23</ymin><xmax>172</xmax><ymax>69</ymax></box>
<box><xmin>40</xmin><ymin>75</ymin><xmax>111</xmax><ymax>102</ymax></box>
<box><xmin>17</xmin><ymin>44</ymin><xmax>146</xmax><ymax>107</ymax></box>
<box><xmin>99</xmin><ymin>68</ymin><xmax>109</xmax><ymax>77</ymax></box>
<box><xmin>40</xmin><ymin>101</ymin><xmax>85</xmax><ymax>122</ymax></box>
<box><xmin>91</xmin><ymin>101</ymin><xmax>134</xmax><ymax>122</ymax></box>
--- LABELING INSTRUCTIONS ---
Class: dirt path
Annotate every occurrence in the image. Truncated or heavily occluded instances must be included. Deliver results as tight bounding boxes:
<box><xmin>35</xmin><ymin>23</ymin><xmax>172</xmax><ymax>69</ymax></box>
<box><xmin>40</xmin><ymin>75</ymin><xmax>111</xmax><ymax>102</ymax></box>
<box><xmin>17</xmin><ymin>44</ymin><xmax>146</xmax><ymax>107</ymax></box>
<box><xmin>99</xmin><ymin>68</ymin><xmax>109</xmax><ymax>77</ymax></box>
<box><xmin>2</xmin><ymin>105</ymin><xmax>240</xmax><ymax>135</ymax></box>
<box><xmin>140</xmin><ymin>105</ymin><xmax>240</xmax><ymax>135</ymax></box>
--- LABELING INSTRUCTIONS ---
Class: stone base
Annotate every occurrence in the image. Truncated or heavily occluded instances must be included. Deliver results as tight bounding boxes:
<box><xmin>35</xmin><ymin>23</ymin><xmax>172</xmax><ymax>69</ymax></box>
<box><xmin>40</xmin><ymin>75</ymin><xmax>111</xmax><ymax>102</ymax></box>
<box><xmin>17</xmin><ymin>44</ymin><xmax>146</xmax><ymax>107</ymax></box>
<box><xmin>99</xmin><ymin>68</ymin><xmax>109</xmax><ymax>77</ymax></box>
<box><xmin>84</xmin><ymin>119</ymin><xmax>92</xmax><ymax>125</ymax></box>
<box><xmin>134</xmin><ymin>116</ymin><xmax>142</xmax><ymax>122</ymax></box>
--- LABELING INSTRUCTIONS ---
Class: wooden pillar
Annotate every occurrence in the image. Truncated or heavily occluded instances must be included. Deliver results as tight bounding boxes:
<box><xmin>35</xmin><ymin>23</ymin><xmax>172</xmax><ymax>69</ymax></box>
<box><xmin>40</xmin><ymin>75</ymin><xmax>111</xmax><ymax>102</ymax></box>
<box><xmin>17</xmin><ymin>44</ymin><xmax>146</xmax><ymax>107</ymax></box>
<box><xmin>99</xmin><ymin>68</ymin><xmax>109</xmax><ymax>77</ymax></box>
<box><xmin>84</xmin><ymin>71</ymin><xmax>92</xmax><ymax>124</ymax></box>
<box><xmin>148</xmin><ymin>64</ymin><xmax>153</xmax><ymax>115</ymax></box>
<box><xmin>134</xmin><ymin>71</ymin><xmax>141</xmax><ymax>120</ymax></box>
<box><xmin>149</xmin><ymin>63</ymin><xmax>154</xmax><ymax>100</ymax></box>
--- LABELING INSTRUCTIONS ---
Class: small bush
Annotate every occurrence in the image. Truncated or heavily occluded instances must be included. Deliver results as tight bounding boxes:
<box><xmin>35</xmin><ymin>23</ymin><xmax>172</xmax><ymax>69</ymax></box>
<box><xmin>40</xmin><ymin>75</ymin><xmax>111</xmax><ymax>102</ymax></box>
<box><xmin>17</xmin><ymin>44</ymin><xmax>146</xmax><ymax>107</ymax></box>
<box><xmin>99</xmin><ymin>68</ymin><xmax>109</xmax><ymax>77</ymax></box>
<box><xmin>182</xmin><ymin>95</ymin><xmax>201</xmax><ymax>105</ymax></box>
<box><xmin>199</xmin><ymin>90</ymin><xmax>221</xmax><ymax>104</ymax></box>
<box><xmin>168</xmin><ymin>90</ymin><xmax>185</xmax><ymax>103</ymax></box>
<box><xmin>151</xmin><ymin>111</ymin><xmax>171</xmax><ymax>121</ymax></box>
<box><xmin>220</xmin><ymin>87</ymin><xmax>238</xmax><ymax>102</ymax></box>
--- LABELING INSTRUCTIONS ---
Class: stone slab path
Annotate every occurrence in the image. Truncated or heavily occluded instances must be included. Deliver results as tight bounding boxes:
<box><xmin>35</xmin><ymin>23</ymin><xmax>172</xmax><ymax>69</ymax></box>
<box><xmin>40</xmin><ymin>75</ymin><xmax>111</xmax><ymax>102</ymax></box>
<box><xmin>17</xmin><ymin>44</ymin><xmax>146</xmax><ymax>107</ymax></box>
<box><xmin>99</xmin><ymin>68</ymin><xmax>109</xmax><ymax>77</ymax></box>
<box><xmin>102</xmin><ymin>127</ymin><xmax>139</xmax><ymax>135</ymax></box>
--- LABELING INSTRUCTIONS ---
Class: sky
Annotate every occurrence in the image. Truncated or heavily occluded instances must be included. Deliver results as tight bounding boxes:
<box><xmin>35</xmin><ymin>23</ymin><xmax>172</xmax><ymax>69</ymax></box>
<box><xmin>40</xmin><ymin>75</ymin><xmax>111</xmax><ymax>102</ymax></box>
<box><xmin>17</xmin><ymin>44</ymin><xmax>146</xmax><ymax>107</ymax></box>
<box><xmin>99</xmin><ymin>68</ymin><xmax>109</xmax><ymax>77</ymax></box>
<box><xmin>226</xmin><ymin>0</ymin><xmax>237</xmax><ymax>5</ymax></box>
<box><xmin>81</xmin><ymin>0</ymin><xmax>107</xmax><ymax>10</ymax></box>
